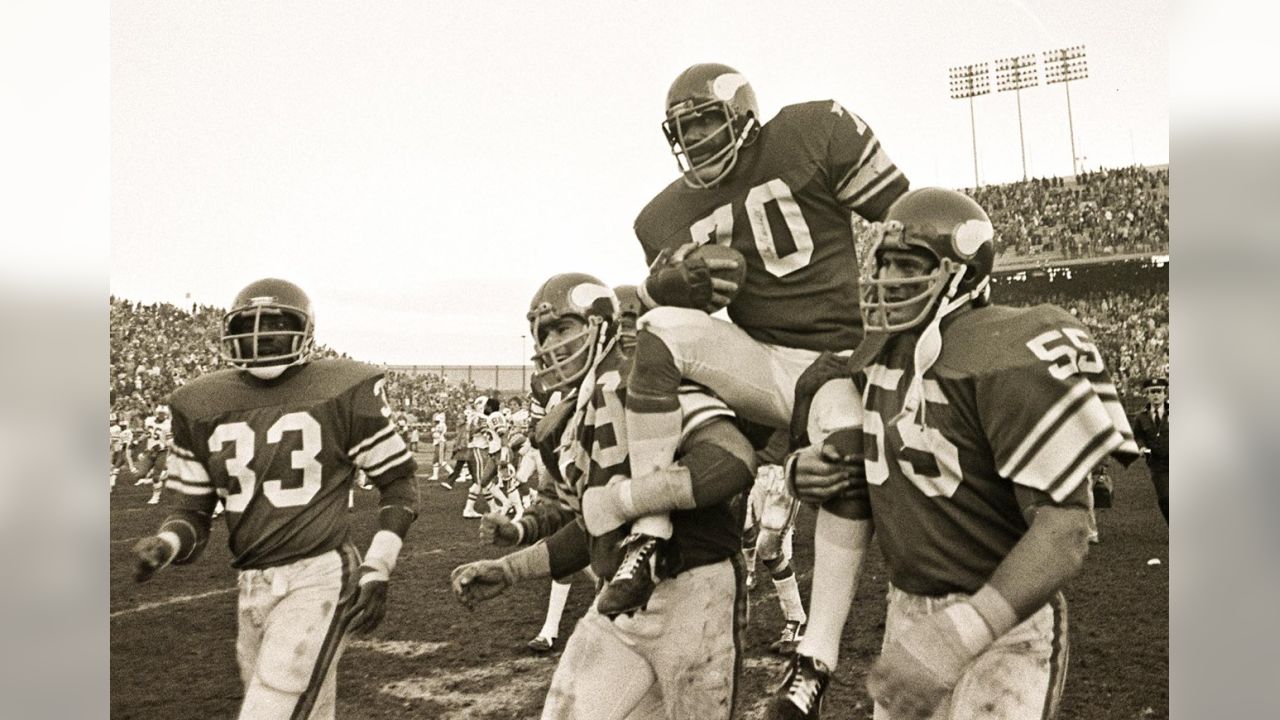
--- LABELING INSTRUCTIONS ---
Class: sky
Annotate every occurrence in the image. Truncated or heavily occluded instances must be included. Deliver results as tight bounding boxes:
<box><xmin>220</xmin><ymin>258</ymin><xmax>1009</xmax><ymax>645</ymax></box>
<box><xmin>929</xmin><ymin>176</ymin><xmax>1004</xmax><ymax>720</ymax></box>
<box><xmin>109</xmin><ymin>0</ymin><xmax>1169</xmax><ymax>365</ymax></box>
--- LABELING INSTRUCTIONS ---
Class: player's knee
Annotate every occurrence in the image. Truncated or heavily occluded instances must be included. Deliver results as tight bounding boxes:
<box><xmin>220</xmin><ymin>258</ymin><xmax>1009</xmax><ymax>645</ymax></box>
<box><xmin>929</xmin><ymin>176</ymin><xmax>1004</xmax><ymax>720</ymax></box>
<box><xmin>636</xmin><ymin>305</ymin><xmax>711</xmax><ymax>339</ymax></box>
<box><xmin>757</xmin><ymin>530</ymin><xmax>785</xmax><ymax>562</ymax></box>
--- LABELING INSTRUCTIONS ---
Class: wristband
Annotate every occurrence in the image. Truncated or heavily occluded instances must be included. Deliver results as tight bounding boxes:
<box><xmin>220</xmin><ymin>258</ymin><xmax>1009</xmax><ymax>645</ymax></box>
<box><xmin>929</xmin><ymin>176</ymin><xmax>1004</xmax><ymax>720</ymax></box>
<box><xmin>361</xmin><ymin>530</ymin><xmax>403</xmax><ymax>584</ymax></box>
<box><xmin>157</xmin><ymin>531</ymin><xmax>181</xmax><ymax>561</ymax></box>
<box><xmin>969</xmin><ymin>584</ymin><xmax>1020</xmax><ymax>639</ymax></box>
<box><xmin>942</xmin><ymin>602</ymin><xmax>996</xmax><ymax>656</ymax></box>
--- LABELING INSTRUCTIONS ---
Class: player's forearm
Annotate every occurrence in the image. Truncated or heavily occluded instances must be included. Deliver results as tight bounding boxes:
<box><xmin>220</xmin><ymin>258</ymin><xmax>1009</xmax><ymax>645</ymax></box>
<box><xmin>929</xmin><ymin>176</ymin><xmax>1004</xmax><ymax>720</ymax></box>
<box><xmin>797</xmin><ymin>508</ymin><xmax>873</xmax><ymax>669</ymax></box>
<box><xmin>373</xmin><ymin>471</ymin><xmax>418</xmax><ymax>538</ymax></box>
<box><xmin>985</xmin><ymin>504</ymin><xmax>1091</xmax><ymax>621</ymax></box>
<box><xmin>158</xmin><ymin>509</ymin><xmax>213</xmax><ymax>565</ymax></box>
<box><xmin>545</xmin><ymin>520</ymin><xmax>591</xmax><ymax>581</ymax></box>
<box><xmin>606</xmin><ymin>421</ymin><xmax>755</xmax><ymax>522</ymax></box>
<box><xmin>517</xmin><ymin>499</ymin><xmax>576</xmax><ymax>544</ymax></box>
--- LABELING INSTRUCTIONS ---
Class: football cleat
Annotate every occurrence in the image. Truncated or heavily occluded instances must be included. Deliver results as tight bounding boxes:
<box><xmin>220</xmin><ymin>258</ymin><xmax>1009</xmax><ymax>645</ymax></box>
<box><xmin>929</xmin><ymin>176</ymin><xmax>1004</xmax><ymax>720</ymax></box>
<box><xmin>596</xmin><ymin>534</ymin><xmax>664</xmax><ymax>618</ymax></box>
<box><xmin>462</xmin><ymin>508</ymin><xmax>483</xmax><ymax>519</ymax></box>
<box><xmin>770</xmin><ymin>620</ymin><xmax>806</xmax><ymax>655</ymax></box>
<box><xmin>526</xmin><ymin>635</ymin><xmax>555</xmax><ymax>653</ymax></box>
<box><xmin>768</xmin><ymin>654</ymin><xmax>831</xmax><ymax>720</ymax></box>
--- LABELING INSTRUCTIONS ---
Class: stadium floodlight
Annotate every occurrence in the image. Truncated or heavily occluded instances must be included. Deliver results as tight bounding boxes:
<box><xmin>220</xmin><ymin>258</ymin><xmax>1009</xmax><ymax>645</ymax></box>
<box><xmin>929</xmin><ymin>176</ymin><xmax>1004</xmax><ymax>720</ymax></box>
<box><xmin>994</xmin><ymin>53</ymin><xmax>1039</xmax><ymax>182</ymax></box>
<box><xmin>949</xmin><ymin>61</ymin><xmax>990</xmax><ymax>188</ymax></box>
<box><xmin>1043</xmin><ymin>45</ymin><xmax>1089</xmax><ymax>176</ymax></box>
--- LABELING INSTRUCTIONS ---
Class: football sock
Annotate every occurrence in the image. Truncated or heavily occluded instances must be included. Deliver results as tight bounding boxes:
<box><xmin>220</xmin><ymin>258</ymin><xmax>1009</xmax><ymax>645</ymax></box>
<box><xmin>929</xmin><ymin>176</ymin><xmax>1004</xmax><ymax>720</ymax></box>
<box><xmin>774</xmin><ymin>572</ymin><xmax>808</xmax><ymax>624</ymax></box>
<box><xmin>626</xmin><ymin>330</ymin><xmax>683</xmax><ymax>479</ymax></box>
<box><xmin>631</xmin><ymin>514</ymin><xmax>674</xmax><ymax>541</ymax></box>
<box><xmin>539</xmin><ymin>579</ymin><xmax>573</xmax><ymax>640</ymax></box>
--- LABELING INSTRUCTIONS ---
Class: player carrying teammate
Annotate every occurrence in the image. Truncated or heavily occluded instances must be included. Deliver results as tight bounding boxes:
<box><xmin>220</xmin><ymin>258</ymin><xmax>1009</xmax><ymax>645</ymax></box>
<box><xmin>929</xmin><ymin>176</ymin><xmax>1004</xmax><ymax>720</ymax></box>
<box><xmin>601</xmin><ymin>62</ymin><xmax>911</xmax><ymax>615</ymax></box>
<box><xmin>130</xmin><ymin>278</ymin><xmax>420</xmax><ymax>720</ymax></box>
<box><xmin>452</xmin><ymin>272</ymin><xmax>757</xmax><ymax>718</ymax></box>
<box><xmin>768</xmin><ymin>189</ymin><xmax>1139</xmax><ymax>719</ymax></box>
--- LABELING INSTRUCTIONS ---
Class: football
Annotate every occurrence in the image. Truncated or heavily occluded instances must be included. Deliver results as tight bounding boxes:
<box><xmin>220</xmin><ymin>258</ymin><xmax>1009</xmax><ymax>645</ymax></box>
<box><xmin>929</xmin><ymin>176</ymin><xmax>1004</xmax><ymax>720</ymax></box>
<box><xmin>687</xmin><ymin>243</ymin><xmax>747</xmax><ymax>310</ymax></box>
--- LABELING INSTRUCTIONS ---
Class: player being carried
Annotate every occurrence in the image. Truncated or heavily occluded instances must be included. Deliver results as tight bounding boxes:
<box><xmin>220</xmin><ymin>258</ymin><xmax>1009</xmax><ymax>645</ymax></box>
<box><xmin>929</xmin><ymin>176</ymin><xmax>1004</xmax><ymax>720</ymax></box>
<box><xmin>452</xmin><ymin>272</ymin><xmax>758</xmax><ymax>718</ymax></box>
<box><xmin>598</xmin><ymin>62</ymin><xmax>911</xmax><ymax>616</ymax></box>
<box><xmin>130</xmin><ymin>278</ymin><xmax>420</xmax><ymax>720</ymax></box>
<box><xmin>767</xmin><ymin>189</ymin><xmax>1139</xmax><ymax>719</ymax></box>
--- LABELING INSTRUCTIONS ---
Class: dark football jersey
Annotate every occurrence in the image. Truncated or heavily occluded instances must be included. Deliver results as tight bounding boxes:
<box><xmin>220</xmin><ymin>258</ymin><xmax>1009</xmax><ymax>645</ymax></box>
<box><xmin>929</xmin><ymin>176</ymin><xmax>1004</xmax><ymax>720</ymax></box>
<box><xmin>164</xmin><ymin>360</ymin><xmax>415</xmax><ymax>570</ymax></box>
<box><xmin>847</xmin><ymin>305</ymin><xmax>1139</xmax><ymax>596</ymax></box>
<box><xmin>634</xmin><ymin>100</ymin><xmax>909</xmax><ymax>351</ymax></box>
<box><xmin>553</xmin><ymin>345</ymin><xmax>744</xmax><ymax>578</ymax></box>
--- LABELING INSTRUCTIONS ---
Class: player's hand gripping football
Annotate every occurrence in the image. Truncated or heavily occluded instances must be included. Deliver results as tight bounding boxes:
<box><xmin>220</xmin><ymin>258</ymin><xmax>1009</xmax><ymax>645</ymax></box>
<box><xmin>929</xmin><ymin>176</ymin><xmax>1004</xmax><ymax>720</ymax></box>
<box><xmin>342</xmin><ymin>567</ymin><xmax>389</xmax><ymax>635</ymax></box>
<box><xmin>480</xmin><ymin>511</ymin><xmax>521</xmax><ymax>546</ymax></box>
<box><xmin>132</xmin><ymin>535</ymin><xmax>175</xmax><ymax>583</ymax></box>
<box><xmin>645</xmin><ymin>242</ymin><xmax>741</xmax><ymax>312</ymax></box>
<box><xmin>450</xmin><ymin>559</ymin><xmax>514</xmax><ymax>611</ymax></box>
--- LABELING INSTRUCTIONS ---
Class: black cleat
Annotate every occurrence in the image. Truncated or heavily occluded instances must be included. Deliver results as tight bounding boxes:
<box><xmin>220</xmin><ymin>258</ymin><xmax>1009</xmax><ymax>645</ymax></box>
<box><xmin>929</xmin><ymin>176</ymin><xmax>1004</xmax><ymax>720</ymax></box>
<box><xmin>767</xmin><ymin>654</ymin><xmax>831</xmax><ymax>719</ymax></box>
<box><xmin>596</xmin><ymin>533</ymin><xmax>663</xmax><ymax>618</ymax></box>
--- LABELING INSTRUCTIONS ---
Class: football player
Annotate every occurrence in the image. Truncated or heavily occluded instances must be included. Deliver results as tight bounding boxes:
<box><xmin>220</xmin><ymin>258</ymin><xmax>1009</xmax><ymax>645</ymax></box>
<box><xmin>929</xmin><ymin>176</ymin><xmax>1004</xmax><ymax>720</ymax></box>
<box><xmin>452</xmin><ymin>272</ymin><xmax>756</xmax><ymax>718</ymax></box>
<box><xmin>109</xmin><ymin>415</ymin><xmax>136</xmax><ymax>491</ymax></box>
<box><xmin>429</xmin><ymin>412</ymin><xmax>451</xmax><ymax>482</ymax></box>
<box><xmin>141</xmin><ymin>406</ymin><xmax>172</xmax><ymax>504</ymax></box>
<box><xmin>616</xmin><ymin>63</ymin><xmax>911</xmax><ymax>613</ymax></box>
<box><xmin>130</xmin><ymin>278</ymin><xmax>419</xmax><ymax>720</ymax></box>
<box><xmin>768</xmin><ymin>189</ymin><xmax>1139</xmax><ymax>720</ymax></box>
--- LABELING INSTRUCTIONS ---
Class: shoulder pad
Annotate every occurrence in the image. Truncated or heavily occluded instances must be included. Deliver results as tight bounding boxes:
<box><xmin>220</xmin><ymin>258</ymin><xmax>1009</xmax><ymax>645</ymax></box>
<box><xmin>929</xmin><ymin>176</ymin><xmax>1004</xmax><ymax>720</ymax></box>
<box><xmin>935</xmin><ymin>304</ymin><xmax>1084</xmax><ymax>376</ymax></box>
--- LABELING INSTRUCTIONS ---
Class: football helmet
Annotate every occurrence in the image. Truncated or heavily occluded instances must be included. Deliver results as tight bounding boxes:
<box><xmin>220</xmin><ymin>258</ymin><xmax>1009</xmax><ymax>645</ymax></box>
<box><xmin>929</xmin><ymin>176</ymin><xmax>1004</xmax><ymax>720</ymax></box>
<box><xmin>527</xmin><ymin>273</ymin><xmax>618</xmax><ymax>393</ymax></box>
<box><xmin>858</xmin><ymin>187</ymin><xmax>995</xmax><ymax>333</ymax></box>
<box><xmin>221</xmin><ymin>278</ymin><xmax>315</xmax><ymax>379</ymax></box>
<box><xmin>663</xmin><ymin>63</ymin><xmax>760</xmax><ymax>189</ymax></box>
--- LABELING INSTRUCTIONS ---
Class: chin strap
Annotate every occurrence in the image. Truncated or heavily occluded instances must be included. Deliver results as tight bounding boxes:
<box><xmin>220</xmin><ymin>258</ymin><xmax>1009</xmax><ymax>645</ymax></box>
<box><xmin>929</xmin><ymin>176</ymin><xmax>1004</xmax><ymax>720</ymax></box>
<box><xmin>891</xmin><ymin>268</ymin><xmax>979</xmax><ymax>431</ymax></box>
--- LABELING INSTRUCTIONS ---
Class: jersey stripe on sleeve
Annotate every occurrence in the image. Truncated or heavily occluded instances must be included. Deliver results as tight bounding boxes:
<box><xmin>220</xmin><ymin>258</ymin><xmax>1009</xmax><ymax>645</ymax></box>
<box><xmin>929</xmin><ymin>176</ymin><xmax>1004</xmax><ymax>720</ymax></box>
<box><xmin>835</xmin><ymin>140</ymin><xmax>907</xmax><ymax>213</ymax></box>
<box><xmin>164</xmin><ymin>444</ymin><xmax>214</xmax><ymax>496</ymax></box>
<box><xmin>351</xmin><ymin>422</ymin><xmax>414</xmax><ymax>479</ymax></box>
<box><xmin>997</xmin><ymin>378</ymin><xmax>1132</xmax><ymax>501</ymax></box>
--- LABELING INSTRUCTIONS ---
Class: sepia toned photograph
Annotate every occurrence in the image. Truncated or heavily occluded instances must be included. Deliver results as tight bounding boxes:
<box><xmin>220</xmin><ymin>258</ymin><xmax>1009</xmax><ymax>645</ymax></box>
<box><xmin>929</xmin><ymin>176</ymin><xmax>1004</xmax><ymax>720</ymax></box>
<box><xmin>104</xmin><ymin>2</ymin><xmax>1169</xmax><ymax>718</ymax></box>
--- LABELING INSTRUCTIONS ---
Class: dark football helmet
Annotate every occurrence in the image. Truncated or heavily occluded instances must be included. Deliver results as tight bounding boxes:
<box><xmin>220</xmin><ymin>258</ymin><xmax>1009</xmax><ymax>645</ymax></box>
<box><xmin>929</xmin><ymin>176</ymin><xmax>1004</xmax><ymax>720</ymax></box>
<box><xmin>221</xmin><ymin>278</ymin><xmax>315</xmax><ymax>379</ymax></box>
<box><xmin>663</xmin><ymin>63</ymin><xmax>760</xmax><ymax>189</ymax></box>
<box><xmin>527</xmin><ymin>273</ymin><xmax>618</xmax><ymax>392</ymax></box>
<box><xmin>858</xmin><ymin>187</ymin><xmax>995</xmax><ymax>333</ymax></box>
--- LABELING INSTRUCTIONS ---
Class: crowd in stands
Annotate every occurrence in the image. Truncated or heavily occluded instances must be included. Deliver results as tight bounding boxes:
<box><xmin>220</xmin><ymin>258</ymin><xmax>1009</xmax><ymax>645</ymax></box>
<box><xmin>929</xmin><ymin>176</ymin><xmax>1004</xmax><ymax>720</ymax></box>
<box><xmin>382</xmin><ymin>370</ymin><xmax>485</xmax><ymax>429</ymax></box>
<box><xmin>1038</xmin><ymin>287</ymin><xmax>1168</xmax><ymax>401</ymax></box>
<box><xmin>969</xmin><ymin>165</ymin><xmax>1168</xmax><ymax>264</ymax></box>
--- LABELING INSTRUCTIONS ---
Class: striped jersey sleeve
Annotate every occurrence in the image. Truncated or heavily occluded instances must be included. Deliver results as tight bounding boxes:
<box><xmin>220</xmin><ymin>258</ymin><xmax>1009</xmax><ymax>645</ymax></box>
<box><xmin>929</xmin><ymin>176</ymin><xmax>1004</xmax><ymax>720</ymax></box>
<box><xmin>825</xmin><ymin>102</ymin><xmax>909</xmax><ymax>222</ymax></box>
<box><xmin>163</xmin><ymin>406</ymin><xmax>218</xmax><ymax>511</ymax></box>
<box><xmin>346</xmin><ymin>376</ymin><xmax>416</xmax><ymax>481</ymax></box>
<box><xmin>676</xmin><ymin>383</ymin><xmax>735</xmax><ymax>443</ymax></box>
<box><xmin>977</xmin><ymin>325</ymin><xmax>1140</xmax><ymax>503</ymax></box>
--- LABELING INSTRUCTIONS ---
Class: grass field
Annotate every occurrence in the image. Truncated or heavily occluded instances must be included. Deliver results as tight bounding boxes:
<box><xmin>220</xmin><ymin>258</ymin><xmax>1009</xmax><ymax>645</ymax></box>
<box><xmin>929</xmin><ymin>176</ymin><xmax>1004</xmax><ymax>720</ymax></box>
<box><xmin>110</xmin><ymin>452</ymin><xmax>1168</xmax><ymax>719</ymax></box>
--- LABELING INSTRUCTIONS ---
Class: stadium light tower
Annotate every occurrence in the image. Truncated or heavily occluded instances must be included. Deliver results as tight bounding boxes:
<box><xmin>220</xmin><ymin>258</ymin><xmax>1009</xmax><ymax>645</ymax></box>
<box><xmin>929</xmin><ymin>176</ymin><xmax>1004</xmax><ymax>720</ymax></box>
<box><xmin>1043</xmin><ymin>45</ymin><xmax>1089</xmax><ymax>177</ymax></box>
<box><xmin>949</xmin><ymin>62</ymin><xmax>991</xmax><ymax>188</ymax></box>
<box><xmin>994</xmin><ymin>53</ymin><xmax>1039</xmax><ymax>182</ymax></box>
